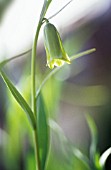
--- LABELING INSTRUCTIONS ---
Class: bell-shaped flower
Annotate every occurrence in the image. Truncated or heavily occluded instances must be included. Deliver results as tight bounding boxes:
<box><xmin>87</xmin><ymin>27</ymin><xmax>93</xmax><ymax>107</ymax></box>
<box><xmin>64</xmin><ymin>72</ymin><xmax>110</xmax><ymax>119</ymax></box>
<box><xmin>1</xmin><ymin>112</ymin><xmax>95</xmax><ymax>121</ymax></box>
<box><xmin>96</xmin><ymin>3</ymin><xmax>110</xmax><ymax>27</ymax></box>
<box><xmin>44</xmin><ymin>22</ymin><xmax>71</xmax><ymax>69</ymax></box>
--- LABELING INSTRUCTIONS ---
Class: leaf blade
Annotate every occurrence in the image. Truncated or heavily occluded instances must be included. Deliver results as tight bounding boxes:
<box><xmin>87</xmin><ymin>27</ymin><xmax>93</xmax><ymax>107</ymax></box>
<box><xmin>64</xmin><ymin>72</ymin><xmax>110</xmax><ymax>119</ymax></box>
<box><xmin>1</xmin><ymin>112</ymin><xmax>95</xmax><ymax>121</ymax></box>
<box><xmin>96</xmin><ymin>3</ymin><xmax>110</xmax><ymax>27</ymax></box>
<box><xmin>73</xmin><ymin>147</ymin><xmax>91</xmax><ymax>170</ymax></box>
<box><xmin>86</xmin><ymin>114</ymin><xmax>98</xmax><ymax>164</ymax></box>
<box><xmin>0</xmin><ymin>49</ymin><xmax>31</xmax><ymax>70</ymax></box>
<box><xmin>99</xmin><ymin>147</ymin><xmax>111</xmax><ymax>169</ymax></box>
<box><xmin>37</xmin><ymin>93</ymin><xmax>49</xmax><ymax>170</ymax></box>
<box><xmin>0</xmin><ymin>70</ymin><xmax>36</xmax><ymax>129</ymax></box>
<box><xmin>36</xmin><ymin>48</ymin><xmax>96</xmax><ymax>98</ymax></box>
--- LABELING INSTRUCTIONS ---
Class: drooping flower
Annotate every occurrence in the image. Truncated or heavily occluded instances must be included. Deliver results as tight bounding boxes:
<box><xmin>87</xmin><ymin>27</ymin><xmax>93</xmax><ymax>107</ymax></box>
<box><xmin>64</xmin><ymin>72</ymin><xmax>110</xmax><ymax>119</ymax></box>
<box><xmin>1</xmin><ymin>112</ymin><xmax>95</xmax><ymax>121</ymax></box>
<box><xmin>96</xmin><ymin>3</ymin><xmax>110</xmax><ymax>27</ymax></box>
<box><xmin>44</xmin><ymin>21</ymin><xmax>70</xmax><ymax>69</ymax></box>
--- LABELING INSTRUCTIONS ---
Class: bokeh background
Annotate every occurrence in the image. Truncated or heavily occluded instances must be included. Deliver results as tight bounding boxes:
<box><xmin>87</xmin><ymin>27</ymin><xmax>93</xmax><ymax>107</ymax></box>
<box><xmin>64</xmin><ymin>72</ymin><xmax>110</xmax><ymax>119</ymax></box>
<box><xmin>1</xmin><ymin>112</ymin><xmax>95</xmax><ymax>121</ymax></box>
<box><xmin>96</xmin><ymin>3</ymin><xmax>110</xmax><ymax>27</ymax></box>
<box><xmin>0</xmin><ymin>0</ymin><xmax>111</xmax><ymax>169</ymax></box>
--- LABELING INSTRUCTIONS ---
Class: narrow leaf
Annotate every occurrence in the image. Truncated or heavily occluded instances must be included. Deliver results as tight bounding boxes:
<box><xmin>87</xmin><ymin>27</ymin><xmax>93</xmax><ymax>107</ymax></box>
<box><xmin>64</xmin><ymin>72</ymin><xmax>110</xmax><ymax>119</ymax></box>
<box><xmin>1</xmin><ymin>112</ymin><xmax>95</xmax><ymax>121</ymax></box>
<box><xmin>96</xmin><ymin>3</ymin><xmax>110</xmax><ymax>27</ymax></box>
<box><xmin>0</xmin><ymin>49</ymin><xmax>31</xmax><ymax>70</ymax></box>
<box><xmin>48</xmin><ymin>0</ymin><xmax>74</xmax><ymax>20</ymax></box>
<box><xmin>0</xmin><ymin>60</ymin><xmax>8</xmax><ymax>70</ymax></box>
<box><xmin>0</xmin><ymin>70</ymin><xmax>36</xmax><ymax>129</ymax></box>
<box><xmin>40</xmin><ymin>0</ymin><xmax>52</xmax><ymax>22</ymax></box>
<box><xmin>36</xmin><ymin>48</ymin><xmax>96</xmax><ymax>98</ymax></box>
<box><xmin>37</xmin><ymin>93</ymin><xmax>49</xmax><ymax>170</ymax></box>
<box><xmin>48</xmin><ymin>119</ymin><xmax>92</xmax><ymax>170</ymax></box>
<box><xmin>86</xmin><ymin>114</ymin><xmax>98</xmax><ymax>164</ymax></box>
<box><xmin>73</xmin><ymin>147</ymin><xmax>91</xmax><ymax>170</ymax></box>
<box><xmin>99</xmin><ymin>147</ymin><xmax>111</xmax><ymax>169</ymax></box>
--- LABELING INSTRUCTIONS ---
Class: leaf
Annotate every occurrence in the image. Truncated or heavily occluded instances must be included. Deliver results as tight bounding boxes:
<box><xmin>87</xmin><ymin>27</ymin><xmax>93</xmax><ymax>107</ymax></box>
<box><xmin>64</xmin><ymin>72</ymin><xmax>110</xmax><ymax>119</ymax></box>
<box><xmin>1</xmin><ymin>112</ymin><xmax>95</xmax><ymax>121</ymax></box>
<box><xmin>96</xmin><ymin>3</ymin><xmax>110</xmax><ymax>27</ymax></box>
<box><xmin>48</xmin><ymin>119</ymin><xmax>91</xmax><ymax>170</ymax></box>
<box><xmin>0</xmin><ymin>49</ymin><xmax>31</xmax><ymax>70</ymax></box>
<box><xmin>37</xmin><ymin>93</ymin><xmax>49</xmax><ymax>170</ymax></box>
<box><xmin>0</xmin><ymin>60</ymin><xmax>8</xmax><ymax>70</ymax></box>
<box><xmin>0</xmin><ymin>70</ymin><xmax>36</xmax><ymax>129</ymax></box>
<box><xmin>48</xmin><ymin>0</ymin><xmax>74</xmax><ymax>20</ymax></box>
<box><xmin>99</xmin><ymin>147</ymin><xmax>111</xmax><ymax>169</ymax></box>
<box><xmin>48</xmin><ymin>119</ymin><xmax>74</xmax><ymax>170</ymax></box>
<box><xmin>73</xmin><ymin>148</ymin><xmax>91</xmax><ymax>170</ymax></box>
<box><xmin>86</xmin><ymin>114</ymin><xmax>98</xmax><ymax>164</ymax></box>
<box><xmin>36</xmin><ymin>48</ymin><xmax>96</xmax><ymax>98</ymax></box>
<box><xmin>40</xmin><ymin>0</ymin><xmax>52</xmax><ymax>22</ymax></box>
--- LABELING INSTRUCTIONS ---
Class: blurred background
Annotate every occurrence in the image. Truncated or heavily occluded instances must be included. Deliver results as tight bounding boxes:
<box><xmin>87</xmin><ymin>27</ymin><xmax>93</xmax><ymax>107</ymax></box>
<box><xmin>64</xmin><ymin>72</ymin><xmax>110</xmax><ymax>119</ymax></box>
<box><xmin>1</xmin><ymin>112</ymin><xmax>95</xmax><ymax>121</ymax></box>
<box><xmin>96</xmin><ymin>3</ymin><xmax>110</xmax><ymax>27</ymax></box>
<box><xmin>0</xmin><ymin>0</ymin><xmax>111</xmax><ymax>170</ymax></box>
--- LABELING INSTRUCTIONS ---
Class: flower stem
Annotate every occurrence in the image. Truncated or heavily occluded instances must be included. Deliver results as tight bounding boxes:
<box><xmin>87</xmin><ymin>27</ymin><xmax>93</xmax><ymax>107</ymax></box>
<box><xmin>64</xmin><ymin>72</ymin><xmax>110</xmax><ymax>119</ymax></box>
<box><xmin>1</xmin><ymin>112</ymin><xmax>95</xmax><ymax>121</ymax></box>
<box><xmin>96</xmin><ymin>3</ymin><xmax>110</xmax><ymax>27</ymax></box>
<box><xmin>31</xmin><ymin>21</ymin><xmax>42</xmax><ymax>170</ymax></box>
<box><xmin>31</xmin><ymin>22</ymin><xmax>42</xmax><ymax>116</ymax></box>
<box><xmin>31</xmin><ymin>0</ymin><xmax>52</xmax><ymax>169</ymax></box>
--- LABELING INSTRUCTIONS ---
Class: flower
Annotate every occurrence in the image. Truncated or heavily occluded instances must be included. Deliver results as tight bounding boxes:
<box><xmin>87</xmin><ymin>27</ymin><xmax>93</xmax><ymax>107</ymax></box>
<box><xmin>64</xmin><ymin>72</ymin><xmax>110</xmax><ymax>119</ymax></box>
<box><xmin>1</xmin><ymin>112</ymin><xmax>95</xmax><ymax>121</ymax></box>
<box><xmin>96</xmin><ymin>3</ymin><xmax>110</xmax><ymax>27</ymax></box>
<box><xmin>43</xmin><ymin>21</ymin><xmax>70</xmax><ymax>69</ymax></box>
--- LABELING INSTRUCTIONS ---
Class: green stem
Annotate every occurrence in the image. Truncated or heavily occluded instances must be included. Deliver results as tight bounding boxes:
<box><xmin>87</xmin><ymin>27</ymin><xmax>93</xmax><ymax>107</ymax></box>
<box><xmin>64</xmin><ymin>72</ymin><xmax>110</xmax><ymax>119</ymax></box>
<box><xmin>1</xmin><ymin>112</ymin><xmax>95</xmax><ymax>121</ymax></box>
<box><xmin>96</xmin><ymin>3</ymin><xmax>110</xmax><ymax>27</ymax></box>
<box><xmin>31</xmin><ymin>22</ymin><xmax>42</xmax><ymax>115</ymax></box>
<box><xmin>31</xmin><ymin>21</ymin><xmax>42</xmax><ymax>170</ymax></box>
<box><xmin>31</xmin><ymin>1</ymin><xmax>52</xmax><ymax>170</ymax></box>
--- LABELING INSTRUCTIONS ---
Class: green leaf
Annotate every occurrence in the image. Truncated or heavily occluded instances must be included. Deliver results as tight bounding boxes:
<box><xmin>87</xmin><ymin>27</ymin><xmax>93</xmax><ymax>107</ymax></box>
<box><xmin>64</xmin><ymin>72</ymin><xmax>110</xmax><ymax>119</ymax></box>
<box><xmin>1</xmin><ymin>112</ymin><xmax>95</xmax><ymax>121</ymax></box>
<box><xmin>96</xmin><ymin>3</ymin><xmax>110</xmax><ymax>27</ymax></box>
<box><xmin>86</xmin><ymin>114</ymin><xmax>98</xmax><ymax>165</ymax></box>
<box><xmin>48</xmin><ymin>0</ymin><xmax>74</xmax><ymax>20</ymax></box>
<box><xmin>40</xmin><ymin>0</ymin><xmax>52</xmax><ymax>22</ymax></box>
<box><xmin>0</xmin><ymin>49</ymin><xmax>31</xmax><ymax>70</ymax></box>
<box><xmin>36</xmin><ymin>48</ymin><xmax>96</xmax><ymax>98</ymax></box>
<box><xmin>0</xmin><ymin>60</ymin><xmax>8</xmax><ymax>70</ymax></box>
<box><xmin>0</xmin><ymin>70</ymin><xmax>36</xmax><ymax>129</ymax></box>
<box><xmin>37</xmin><ymin>93</ymin><xmax>49</xmax><ymax>170</ymax></box>
<box><xmin>99</xmin><ymin>147</ymin><xmax>111</xmax><ymax>169</ymax></box>
<box><xmin>73</xmin><ymin>148</ymin><xmax>91</xmax><ymax>170</ymax></box>
<box><xmin>48</xmin><ymin>119</ymin><xmax>74</xmax><ymax>170</ymax></box>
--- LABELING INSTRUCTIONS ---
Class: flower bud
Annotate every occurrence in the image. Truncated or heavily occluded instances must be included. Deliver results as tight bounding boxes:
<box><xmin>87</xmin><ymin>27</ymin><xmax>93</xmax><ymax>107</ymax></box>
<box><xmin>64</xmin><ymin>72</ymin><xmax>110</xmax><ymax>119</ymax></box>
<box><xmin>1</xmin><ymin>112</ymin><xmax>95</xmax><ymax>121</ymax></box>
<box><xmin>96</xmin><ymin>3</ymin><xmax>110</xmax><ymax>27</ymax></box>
<box><xmin>44</xmin><ymin>22</ymin><xmax>70</xmax><ymax>69</ymax></box>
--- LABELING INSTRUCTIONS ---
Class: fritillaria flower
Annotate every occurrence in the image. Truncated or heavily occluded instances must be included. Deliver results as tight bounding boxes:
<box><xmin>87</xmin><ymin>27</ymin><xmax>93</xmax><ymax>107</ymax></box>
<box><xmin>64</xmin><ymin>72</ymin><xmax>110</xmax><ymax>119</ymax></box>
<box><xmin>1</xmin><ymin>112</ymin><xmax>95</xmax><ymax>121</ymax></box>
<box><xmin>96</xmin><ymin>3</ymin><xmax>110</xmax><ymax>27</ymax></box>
<box><xmin>44</xmin><ymin>21</ymin><xmax>70</xmax><ymax>69</ymax></box>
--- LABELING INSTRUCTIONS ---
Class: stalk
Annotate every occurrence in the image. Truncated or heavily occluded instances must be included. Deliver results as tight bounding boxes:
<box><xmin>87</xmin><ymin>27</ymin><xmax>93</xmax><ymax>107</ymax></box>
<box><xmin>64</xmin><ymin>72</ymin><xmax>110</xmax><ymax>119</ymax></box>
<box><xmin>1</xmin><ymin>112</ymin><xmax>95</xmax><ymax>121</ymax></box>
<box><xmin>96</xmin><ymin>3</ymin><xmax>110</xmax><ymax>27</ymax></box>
<box><xmin>31</xmin><ymin>21</ymin><xmax>42</xmax><ymax>170</ymax></box>
<box><xmin>31</xmin><ymin>1</ymin><xmax>52</xmax><ymax>170</ymax></box>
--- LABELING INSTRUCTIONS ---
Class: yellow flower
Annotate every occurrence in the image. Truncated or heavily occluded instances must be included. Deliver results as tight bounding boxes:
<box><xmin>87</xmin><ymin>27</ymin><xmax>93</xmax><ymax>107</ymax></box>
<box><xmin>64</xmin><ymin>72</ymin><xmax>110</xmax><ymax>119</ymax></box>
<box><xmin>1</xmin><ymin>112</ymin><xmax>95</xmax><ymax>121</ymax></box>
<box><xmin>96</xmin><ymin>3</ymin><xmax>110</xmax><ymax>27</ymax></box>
<box><xmin>44</xmin><ymin>22</ymin><xmax>70</xmax><ymax>69</ymax></box>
